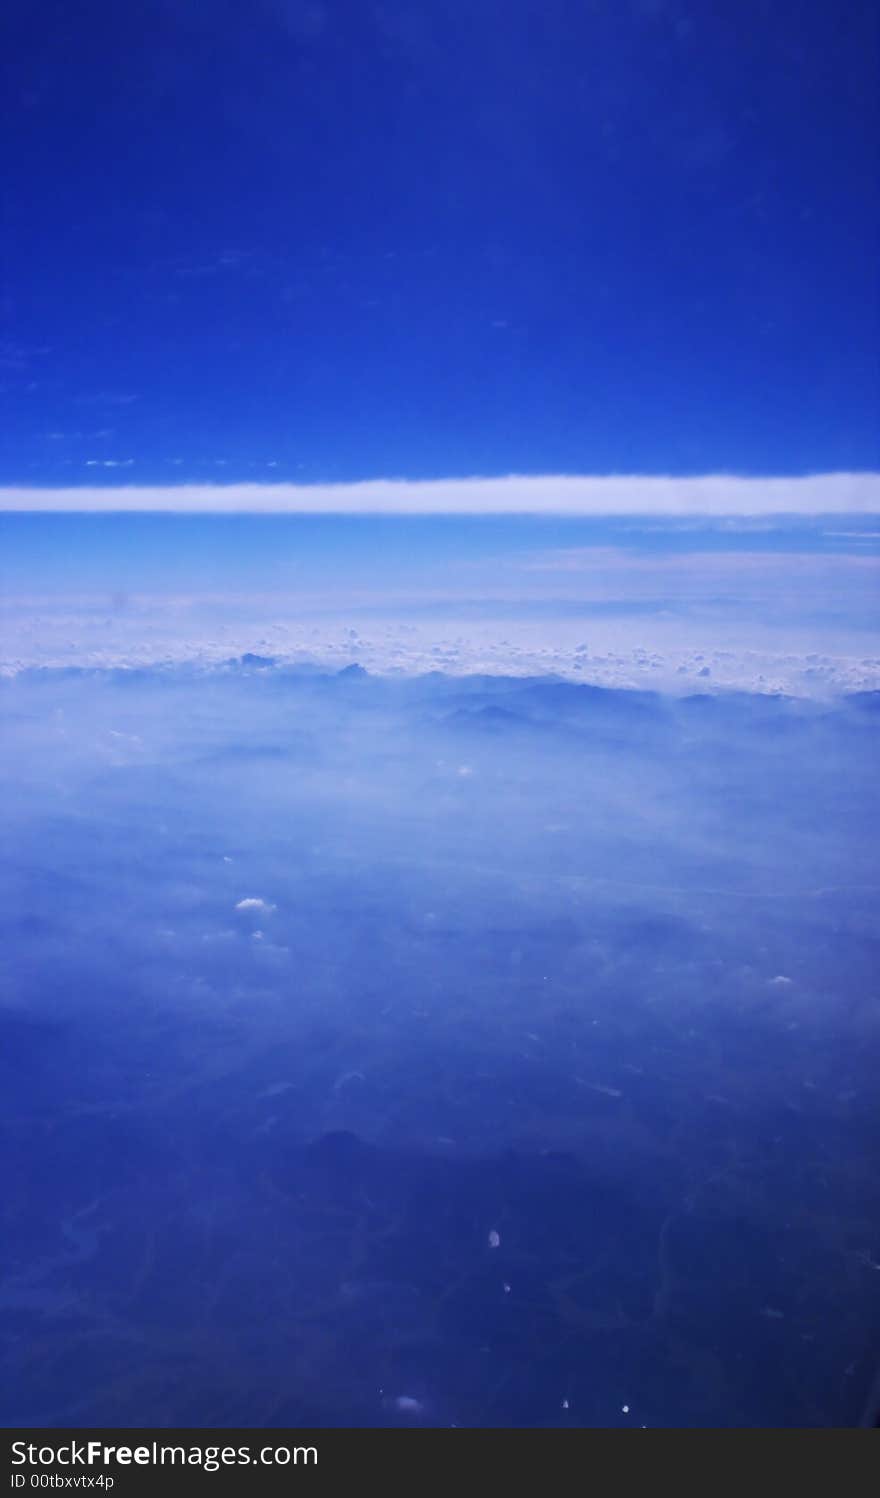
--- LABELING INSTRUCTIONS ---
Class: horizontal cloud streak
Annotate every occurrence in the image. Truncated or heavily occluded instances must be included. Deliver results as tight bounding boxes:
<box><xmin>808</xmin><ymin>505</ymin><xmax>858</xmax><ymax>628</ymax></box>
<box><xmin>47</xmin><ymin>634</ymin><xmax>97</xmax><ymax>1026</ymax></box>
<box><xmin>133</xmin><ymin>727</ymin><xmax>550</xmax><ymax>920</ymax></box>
<box><xmin>3</xmin><ymin>473</ymin><xmax>880</xmax><ymax>515</ymax></box>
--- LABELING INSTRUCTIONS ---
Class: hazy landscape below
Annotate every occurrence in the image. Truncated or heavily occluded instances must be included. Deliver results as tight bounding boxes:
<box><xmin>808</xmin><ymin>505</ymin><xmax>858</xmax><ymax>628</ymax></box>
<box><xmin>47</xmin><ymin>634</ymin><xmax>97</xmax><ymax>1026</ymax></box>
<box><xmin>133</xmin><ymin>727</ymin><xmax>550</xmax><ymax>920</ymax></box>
<box><xmin>2</xmin><ymin>661</ymin><xmax>878</xmax><ymax>1426</ymax></box>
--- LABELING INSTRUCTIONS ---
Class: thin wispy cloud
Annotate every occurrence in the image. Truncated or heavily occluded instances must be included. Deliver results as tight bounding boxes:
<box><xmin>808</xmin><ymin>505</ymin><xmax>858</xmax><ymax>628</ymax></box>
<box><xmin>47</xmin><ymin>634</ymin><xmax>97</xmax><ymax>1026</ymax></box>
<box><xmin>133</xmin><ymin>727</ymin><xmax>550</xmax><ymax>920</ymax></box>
<box><xmin>3</xmin><ymin>472</ymin><xmax>880</xmax><ymax>515</ymax></box>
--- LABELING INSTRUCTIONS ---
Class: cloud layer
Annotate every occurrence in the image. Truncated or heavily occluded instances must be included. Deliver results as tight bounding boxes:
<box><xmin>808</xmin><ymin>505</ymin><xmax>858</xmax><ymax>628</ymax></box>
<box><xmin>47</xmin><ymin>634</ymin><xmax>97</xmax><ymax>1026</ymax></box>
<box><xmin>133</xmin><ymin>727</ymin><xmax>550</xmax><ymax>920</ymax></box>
<box><xmin>3</xmin><ymin>472</ymin><xmax>880</xmax><ymax>515</ymax></box>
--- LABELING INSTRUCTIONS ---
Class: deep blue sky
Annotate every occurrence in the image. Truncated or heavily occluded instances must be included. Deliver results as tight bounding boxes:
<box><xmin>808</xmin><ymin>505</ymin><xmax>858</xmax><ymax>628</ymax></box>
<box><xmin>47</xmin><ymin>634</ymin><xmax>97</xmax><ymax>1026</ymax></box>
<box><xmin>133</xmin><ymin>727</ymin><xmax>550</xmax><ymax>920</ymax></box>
<box><xmin>2</xmin><ymin>0</ymin><xmax>877</xmax><ymax>485</ymax></box>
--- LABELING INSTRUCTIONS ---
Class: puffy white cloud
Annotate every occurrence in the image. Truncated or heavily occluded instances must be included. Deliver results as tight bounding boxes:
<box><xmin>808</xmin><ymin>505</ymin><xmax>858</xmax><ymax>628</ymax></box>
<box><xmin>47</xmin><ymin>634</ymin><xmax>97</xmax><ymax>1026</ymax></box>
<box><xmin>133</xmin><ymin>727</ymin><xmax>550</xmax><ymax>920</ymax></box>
<box><xmin>234</xmin><ymin>897</ymin><xmax>276</xmax><ymax>913</ymax></box>
<box><xmin>2</xmin><ymin>602</ymin><xmax>879</xmax><ymax>696</ymax></box>
<box><xmin>3</xmin><ymin>471</ymin><xmax>880</xmax><ymax>514</ymax></box>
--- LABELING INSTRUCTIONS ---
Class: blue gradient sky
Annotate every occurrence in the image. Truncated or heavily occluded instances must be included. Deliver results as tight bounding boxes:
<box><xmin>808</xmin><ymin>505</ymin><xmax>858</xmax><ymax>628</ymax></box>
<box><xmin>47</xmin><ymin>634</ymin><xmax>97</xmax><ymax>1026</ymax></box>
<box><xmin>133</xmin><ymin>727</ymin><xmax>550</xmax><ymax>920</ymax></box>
<box><xmin>2</xmin><ymin>0</ymin><xmax>878</xmax><ymax>485</ymax></box>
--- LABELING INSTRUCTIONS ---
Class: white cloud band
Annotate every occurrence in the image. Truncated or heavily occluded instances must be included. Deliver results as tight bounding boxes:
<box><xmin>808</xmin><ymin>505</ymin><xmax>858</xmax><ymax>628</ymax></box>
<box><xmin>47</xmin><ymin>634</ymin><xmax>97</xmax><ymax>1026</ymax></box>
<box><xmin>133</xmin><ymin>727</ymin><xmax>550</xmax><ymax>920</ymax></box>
<box><xmin>2</xmin><ymin>472</ymin><xmax>880</xmax><ymax>515</ymax></box>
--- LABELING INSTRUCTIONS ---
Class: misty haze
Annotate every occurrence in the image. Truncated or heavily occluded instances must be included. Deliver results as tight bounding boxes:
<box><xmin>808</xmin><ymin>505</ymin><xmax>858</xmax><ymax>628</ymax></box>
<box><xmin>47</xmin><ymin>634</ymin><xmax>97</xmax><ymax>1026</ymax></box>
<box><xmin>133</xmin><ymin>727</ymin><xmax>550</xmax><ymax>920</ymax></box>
<box><xmin>2</xmin><ymin>0</ymin><xmax>878</xmax><ymax>1437</ymax></box>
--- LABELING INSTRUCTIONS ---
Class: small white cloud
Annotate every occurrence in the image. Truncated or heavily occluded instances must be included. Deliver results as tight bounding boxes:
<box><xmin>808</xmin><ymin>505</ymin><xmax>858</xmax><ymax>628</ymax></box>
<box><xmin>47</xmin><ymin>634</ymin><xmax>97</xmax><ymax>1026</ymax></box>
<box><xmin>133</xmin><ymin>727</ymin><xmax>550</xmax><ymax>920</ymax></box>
<box><xmin>235</xmin><ymin>897</ymin><xmax>276</xmax><ymax>913</ymax></box>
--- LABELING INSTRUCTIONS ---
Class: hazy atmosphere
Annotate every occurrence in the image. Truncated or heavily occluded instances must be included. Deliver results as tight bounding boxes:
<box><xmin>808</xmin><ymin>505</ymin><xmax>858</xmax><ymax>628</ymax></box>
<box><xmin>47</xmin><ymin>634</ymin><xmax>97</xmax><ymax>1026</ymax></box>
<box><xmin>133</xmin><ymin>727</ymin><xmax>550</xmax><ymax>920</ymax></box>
<box><xmin>3</xmin><ymin>657</ymin><xmax>880</xmax><ymax>1426</ymax></box>
<box><xmin>2</xmin><ymin>0</ymin><xmax>878</xmax><ymax>1433</ymax></box>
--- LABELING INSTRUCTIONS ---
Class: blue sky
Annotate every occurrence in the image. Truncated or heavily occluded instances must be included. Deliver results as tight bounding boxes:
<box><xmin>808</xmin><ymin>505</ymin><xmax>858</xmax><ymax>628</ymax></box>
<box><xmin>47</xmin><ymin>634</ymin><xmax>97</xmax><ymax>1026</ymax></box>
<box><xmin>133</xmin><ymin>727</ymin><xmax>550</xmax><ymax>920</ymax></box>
<box><xmin>2</xmin><ymin>0</ymin><xmax>878</xmax><ymax>486</ymax></box>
